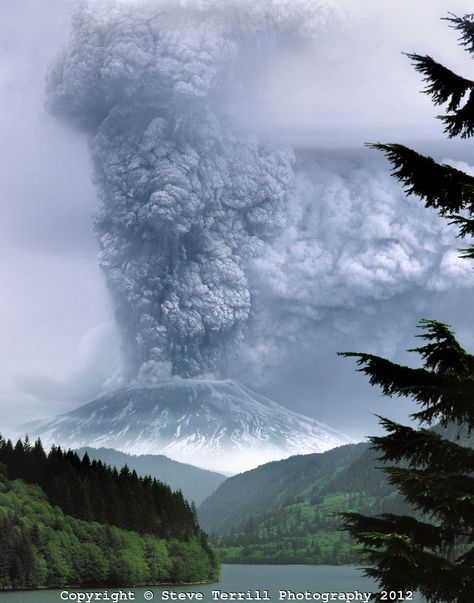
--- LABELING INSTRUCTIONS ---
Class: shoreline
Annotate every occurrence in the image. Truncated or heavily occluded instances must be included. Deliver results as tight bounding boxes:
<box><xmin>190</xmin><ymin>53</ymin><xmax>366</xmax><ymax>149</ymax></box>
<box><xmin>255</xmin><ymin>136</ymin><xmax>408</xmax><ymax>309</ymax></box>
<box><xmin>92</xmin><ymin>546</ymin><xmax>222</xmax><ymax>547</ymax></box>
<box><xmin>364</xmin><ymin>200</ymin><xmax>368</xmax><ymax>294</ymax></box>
<box><xmin>0</xmin><ymin>579</ymin><xmax>218</xmax><ymax>593</ymax></box>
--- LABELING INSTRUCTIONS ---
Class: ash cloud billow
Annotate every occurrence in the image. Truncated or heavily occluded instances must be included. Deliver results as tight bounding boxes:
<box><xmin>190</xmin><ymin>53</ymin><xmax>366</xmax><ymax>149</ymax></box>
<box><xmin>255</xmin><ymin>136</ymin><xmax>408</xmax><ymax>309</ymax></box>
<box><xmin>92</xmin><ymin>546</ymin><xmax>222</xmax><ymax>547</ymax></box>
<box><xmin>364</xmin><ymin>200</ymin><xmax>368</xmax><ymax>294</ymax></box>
<box><xmin>47</xmin><ymin>0</ymin><xmax>474</xmax><ymax>388</ymax></box>
<box><xmin>46</xmin><ymin>0</ymin><xmax>336</xmax><ymax>380</ymax></box>
<box><xmin>236</xmin><ymin>143</ymin><xmax>474</xmax><ymax>386</ymax></box>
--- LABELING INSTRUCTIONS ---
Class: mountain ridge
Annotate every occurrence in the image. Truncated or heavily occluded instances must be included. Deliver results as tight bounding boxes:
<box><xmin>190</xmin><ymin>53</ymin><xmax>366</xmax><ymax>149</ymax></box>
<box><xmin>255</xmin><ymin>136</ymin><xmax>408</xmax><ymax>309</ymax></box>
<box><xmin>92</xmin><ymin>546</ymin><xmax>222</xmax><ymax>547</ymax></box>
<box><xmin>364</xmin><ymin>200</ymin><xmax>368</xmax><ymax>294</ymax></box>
<box><xmin>199</xmin><ymin>441</ymin><xmax>406</xmax><ymax>564</ymax></box>
<box><xmin>30</xmin><ymin>378</ymin><xmax>352</xmax><ymax>473</ymax></box>
<box><xmin>75</xmin><ymin>446</ymin><xmax>226</xmax><ymax>505</ymax></box>
<box><xmin>200</xmin><ymin>423</ymin><xmax>473</xmax><ymax>564</ymax></box>
<box><xmin>198</xmin><ymin>442</ymin><xmax>371</xmax><ymax>535</ymax></box>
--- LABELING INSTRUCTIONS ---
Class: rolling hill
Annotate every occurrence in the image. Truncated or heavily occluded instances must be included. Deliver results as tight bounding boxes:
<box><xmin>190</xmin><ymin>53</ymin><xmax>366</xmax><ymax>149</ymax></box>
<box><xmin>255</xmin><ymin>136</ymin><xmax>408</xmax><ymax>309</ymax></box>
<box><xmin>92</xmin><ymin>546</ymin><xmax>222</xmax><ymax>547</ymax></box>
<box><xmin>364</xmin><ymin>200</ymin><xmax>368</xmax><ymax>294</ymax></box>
<box><xmin>75</xmin><ymin>446</ymin><xmax>226</xmax><ymax>505</ymax></box>
<box><xmin>198</xmin><ymin>442</ymin><xmax>410</xmax><ymax>564</ymax></box>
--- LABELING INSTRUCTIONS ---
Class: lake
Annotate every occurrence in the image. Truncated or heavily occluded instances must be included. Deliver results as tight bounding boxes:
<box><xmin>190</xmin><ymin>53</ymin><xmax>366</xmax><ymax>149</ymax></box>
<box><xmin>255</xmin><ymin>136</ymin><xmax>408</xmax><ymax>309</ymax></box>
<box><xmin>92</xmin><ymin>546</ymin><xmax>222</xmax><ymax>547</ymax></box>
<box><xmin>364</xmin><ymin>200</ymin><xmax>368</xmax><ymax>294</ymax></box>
<box><xmin>0</xmin><ymin>564</ymin><xmax>422</xmax><ymax>602</ymax></box>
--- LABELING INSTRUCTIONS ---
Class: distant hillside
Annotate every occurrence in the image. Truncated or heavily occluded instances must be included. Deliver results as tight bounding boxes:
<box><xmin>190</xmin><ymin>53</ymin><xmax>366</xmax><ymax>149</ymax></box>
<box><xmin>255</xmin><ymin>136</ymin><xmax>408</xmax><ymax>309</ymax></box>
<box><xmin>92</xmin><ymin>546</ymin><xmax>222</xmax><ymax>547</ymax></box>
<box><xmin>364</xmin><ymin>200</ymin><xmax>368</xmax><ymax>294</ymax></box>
<box><xmin>76</xmin><ymin>446</ymin><xmax>226</xmax><ymax>505</ymax></box>
<box><xmin>199</xmin><ymin>443</ymin><xmax>370</xmax><ymax>534</ymax></box>
<box><xmin>199</xmin><ymin>442</ymin><xmax>411</xmax><ymax>564</ymax></box>
<box><xmin>200</xmin><ymin>425</ymin><xmax>473</xmax><ymax>565</ymax></box>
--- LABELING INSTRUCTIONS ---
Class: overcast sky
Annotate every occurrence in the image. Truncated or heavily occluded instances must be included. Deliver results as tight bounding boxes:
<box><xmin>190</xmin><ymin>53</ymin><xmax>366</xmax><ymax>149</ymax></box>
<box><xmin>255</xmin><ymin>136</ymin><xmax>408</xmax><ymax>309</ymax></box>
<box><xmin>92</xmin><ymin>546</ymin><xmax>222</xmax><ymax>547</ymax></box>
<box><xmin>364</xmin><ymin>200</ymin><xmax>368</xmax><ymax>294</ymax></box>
<box><xmin>1</xmin><ymin>0</ymin><xmax>474</xmax><ymax>440</ymax></box>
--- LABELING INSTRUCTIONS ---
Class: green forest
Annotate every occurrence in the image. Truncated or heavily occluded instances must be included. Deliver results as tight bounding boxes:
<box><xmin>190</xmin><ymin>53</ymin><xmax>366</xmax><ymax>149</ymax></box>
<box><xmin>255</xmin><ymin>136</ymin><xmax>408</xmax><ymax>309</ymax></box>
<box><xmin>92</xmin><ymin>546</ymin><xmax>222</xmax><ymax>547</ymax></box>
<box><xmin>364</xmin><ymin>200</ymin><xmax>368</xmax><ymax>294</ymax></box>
<box><xmin>207</xmin><ymin>444</ymin><xmax>412</xmax><ymax>565</ymax></box>
<box><xmin>0</xmin><ymin>436</ymin><xmax>219</xmax><ymax>589</ymax></box>
<box><xmin>208</xmin><ymin>423</ymin><xmax>472</xmax><ymax>566</ymax></box>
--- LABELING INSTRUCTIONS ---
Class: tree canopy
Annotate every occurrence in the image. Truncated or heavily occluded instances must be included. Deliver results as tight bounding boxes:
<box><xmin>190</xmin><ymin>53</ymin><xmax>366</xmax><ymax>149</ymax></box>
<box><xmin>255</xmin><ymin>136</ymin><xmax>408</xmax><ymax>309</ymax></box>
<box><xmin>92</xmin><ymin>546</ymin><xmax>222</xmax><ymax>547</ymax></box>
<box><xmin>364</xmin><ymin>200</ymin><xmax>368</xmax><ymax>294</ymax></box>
<box><xmin>0</xmin><ymin>435</ymin><xmax>219</xmax><ymax>588</ymax></box>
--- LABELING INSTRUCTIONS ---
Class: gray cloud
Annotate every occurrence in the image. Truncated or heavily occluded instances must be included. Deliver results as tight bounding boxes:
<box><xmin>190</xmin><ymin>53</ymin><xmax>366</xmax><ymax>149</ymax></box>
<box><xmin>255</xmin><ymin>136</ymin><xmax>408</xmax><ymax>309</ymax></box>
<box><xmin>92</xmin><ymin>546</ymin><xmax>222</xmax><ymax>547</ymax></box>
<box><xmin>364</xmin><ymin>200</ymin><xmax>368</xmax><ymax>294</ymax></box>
<box><xmin>15</xmin><ymin>323</ymin><xmax>123</xmax><ymax>406</ymax></box>
<box><xmin>2</xmin><ymin>0</ymin><xmax>474</xmax><ymax>436</ymax></box>
<box><xmin>46</xmin><ymin>0</ymin><xmax>339</xmax><ymax>381</ymax></box>
<box><xmin>45</xmin><ymin>0</ymin><xmax>474</xmax><ymax>391</ymax></box>
<box><xmin>234</xmin><ymin>151</ymin><xmax>474</xmax><ymax>384</ymax></box>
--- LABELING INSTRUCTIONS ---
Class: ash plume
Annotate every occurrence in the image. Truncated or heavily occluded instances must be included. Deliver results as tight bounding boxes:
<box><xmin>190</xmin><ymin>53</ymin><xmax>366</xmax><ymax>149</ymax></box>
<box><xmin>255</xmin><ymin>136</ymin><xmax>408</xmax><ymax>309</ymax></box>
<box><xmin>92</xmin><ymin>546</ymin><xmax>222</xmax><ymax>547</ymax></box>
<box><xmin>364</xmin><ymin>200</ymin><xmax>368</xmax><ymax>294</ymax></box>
<box><xmin>46</xmin><ymin>0</ymin><xmax>473</xmax><ymax>388</ymax></box>
<box><xmin>46</xmin><ymin>0</ymin><xmax>337</xmax><ymax>380</ymax></box>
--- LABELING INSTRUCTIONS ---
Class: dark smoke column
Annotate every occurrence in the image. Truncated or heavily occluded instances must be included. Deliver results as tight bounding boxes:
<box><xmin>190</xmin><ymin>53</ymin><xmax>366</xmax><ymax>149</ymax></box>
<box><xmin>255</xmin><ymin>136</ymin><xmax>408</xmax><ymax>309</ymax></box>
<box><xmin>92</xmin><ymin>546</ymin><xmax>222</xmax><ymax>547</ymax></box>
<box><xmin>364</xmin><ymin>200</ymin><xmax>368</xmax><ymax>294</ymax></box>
<box><xmin>47</xmin><ymin>1</ymin><xmax>296</xmax><ymax>381</ymax></box>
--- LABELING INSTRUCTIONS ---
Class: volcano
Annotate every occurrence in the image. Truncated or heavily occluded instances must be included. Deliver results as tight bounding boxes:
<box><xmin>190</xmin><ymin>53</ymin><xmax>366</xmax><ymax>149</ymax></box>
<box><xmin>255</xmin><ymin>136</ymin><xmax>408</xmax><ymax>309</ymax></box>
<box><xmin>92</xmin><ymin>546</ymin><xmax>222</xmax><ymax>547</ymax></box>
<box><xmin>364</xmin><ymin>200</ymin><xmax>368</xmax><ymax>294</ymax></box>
<box><xmin>31</xmin><ymin>379</ymin><xmax>352</xmax><ymax>474</ymax></box>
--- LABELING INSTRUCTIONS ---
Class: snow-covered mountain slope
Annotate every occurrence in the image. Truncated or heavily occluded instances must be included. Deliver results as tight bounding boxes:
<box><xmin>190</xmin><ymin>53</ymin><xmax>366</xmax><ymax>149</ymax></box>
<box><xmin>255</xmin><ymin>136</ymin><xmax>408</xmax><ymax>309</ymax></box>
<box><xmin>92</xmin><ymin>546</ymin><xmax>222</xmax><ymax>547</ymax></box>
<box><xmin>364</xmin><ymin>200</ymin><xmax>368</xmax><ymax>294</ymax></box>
<box><xmin>31</xmin><ymin>379</ymin><xmax>352</xmax><ymax>473</ymax></box>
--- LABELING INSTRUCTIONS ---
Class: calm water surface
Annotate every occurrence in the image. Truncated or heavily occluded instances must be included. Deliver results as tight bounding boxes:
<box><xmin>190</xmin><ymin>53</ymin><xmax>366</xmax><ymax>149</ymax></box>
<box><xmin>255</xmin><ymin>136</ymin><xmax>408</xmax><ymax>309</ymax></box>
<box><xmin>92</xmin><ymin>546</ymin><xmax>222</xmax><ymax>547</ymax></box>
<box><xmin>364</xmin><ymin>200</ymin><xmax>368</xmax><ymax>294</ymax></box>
<box><xmin>0</xmin><ymin>564</ymin><xmax>422</xmax><ymax>603</ymax></box>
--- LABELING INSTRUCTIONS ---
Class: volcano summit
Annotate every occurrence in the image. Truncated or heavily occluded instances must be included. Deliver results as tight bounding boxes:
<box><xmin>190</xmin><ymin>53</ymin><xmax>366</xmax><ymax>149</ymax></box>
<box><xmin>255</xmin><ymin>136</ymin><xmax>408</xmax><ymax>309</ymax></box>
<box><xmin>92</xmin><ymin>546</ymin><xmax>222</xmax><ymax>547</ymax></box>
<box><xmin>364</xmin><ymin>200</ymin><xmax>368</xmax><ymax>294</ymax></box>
<box><xmin>32</xmin><ymin>379</ymin><xmax>351</xmax><ymax>474</ymax></box>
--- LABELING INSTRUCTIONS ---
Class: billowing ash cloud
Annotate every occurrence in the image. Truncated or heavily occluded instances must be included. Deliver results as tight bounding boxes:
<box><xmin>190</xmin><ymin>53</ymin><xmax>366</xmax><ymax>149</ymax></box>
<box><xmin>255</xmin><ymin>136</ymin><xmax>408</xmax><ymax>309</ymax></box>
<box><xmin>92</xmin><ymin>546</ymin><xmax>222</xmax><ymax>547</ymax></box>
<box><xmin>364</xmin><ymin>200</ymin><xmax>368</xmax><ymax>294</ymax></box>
<box><xmin>239</xmin><ymin>153</ymin><xmax>474</xmax><ymax>382</ymax></box>
<box><xmin>46</xmin><ymin>0</ymin><xmax>339</xmax><ymax>379</ymax></box>
<box><xmin>46</xmin><ymin>0</ymin><xmax>474</xmax><ymax>387</ymax></box>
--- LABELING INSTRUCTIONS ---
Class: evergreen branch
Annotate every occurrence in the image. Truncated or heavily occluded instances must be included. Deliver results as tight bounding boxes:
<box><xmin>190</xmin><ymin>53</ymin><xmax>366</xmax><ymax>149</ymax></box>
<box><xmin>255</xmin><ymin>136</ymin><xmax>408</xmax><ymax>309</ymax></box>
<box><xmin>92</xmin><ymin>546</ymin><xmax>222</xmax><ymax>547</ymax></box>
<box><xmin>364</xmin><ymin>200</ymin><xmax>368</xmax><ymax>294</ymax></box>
<box><xmin>440</xmin><ymin>87</ymin><xmax>474</xmax><ymax>138</ymax></box>
<box><xmin>406</xmin><ymin>51</ymin><xmax>474</xmax><ymax>138</ymax></box>
<box><xmin>456</xmin><ymin>546</ymin><xmax>474</xmax><ymax>566</ymax></box>
<box><xmin>411</xmin><ymin>398</ymin><xmax>474</xmax><ymax>429</ymax></box>
<box><xmin>449</xmin><ymin>214</ymin><xmax>474</xmax><ymax>238</ymax></box>
<box><xmin>383</xmin><ymin>467</ymin><xmax>474</xmax><ymax>526</ymax></box>
<box><xmin>410</xmin><ymin>319</ymin><xmax>474</xmax><ymax>376</ymax></box>
<box><xmin>443</xmin><ymin>13</ymin><xmax>474</xmax><ymax>56</ymax></box>
<box><xmin>405</xmin><ymin>53</ymin><xmax>473</xmax><ymax>111</ymax></box>
<box><xmin>458</xmin><ymin>244</ymin><xmax>474</xmax><ymax>259</ymax></box>
<box><xmin>340</xmin><ymin>320</ymin><xmax>474</xmax><ymax>427</ymax></box>
<box><xmin>339</xmin><ymin>352</ymin><xmax>472</xmax><ymax>408</ymax></box>
<box><xmin>340</xmin><ymin>512</ymin><xmax>454</xmax><ymax>548</ymax></box>
<box><xmin>369</xmin><ymin>418</ymin><xmax>474</xmax><ymax>472</ymax></box>
<box><xmin>341</xmin><ymin>513</ymin><xmax>462</xmax><ymax>602</ymax></box>
<box><xmin>339</xmin><ymin>352</ymin><xmax>443</xmax><ymax>400</ymax></box>
<box><xmin>367</xmin><ymin>143</ymin><xmax>474</xmax><ymax>214</ymax></box>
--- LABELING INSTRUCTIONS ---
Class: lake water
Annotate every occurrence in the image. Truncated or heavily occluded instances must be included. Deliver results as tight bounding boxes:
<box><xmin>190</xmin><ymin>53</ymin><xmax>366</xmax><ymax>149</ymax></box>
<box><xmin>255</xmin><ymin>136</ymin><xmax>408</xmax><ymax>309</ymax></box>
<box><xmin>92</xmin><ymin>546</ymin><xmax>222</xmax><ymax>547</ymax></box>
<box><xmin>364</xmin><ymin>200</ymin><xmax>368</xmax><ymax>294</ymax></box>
<box><xmin>0</xmin><ymin>564</ymin><xmax>422</xmax><ymax>603</ymax></box>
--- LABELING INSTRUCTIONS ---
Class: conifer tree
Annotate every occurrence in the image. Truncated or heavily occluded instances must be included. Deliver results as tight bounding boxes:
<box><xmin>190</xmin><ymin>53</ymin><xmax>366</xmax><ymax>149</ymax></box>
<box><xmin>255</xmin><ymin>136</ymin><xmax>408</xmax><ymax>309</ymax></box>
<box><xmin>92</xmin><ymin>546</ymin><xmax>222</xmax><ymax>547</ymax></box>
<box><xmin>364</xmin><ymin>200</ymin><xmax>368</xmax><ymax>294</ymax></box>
<box><xmin>340</xmin><ymin>13</ymin><xmax>474</xmax><ymax>603</ymax></box>
<box><xmin>367</xmin><ymin>13</ymin><xmax>474</xmax><ymax>259</ymax></box>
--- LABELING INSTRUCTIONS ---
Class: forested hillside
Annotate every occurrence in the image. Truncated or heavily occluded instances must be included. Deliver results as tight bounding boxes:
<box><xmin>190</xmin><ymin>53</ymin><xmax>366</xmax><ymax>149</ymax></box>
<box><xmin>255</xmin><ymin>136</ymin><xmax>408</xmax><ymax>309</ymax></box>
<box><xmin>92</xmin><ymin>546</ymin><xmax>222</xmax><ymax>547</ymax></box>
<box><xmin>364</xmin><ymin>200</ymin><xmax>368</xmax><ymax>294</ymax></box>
<box><xmin>0</xmin><ymin>470</ymin><xmax>217</xmax><ymax>588</ymax></box>
<box><xmin>200</xmin><ymin>443</ymin><xmax>412</xmax><ymax>564</ymax></box>
<box><xmin>75</xmin><ymin>446</ymin><xmax>226</xmax><ymax>505</ymax></box>
<box><xmin>199</xmin><ymin>443</ymin><xmax>371</xmax><ymax>534</ymax></box>
<box><xmin>199</xmin><ymin>423</ymin><xmax>473</xmax><ymax>565</ymax></box>
<box><xmin>0</xmin><ymin>436</ymin><xmax>197</xmax><ymax>539</ymax></box>
<box><xmin>0</xmin><ymin>435</ymin><xmax>219</xmax><ymax>588</ymax></box>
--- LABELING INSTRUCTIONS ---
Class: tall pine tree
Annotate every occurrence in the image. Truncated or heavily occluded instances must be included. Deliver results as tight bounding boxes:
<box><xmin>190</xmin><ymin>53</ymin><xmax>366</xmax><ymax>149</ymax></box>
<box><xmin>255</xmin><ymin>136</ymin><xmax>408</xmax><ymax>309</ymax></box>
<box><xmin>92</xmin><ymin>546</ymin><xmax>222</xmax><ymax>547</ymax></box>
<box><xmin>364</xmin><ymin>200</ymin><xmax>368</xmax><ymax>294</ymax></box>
<box><xmin>340</xmin><ymin>13</ymin><xmax>474</xmax><ymax>603</ymax></box>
